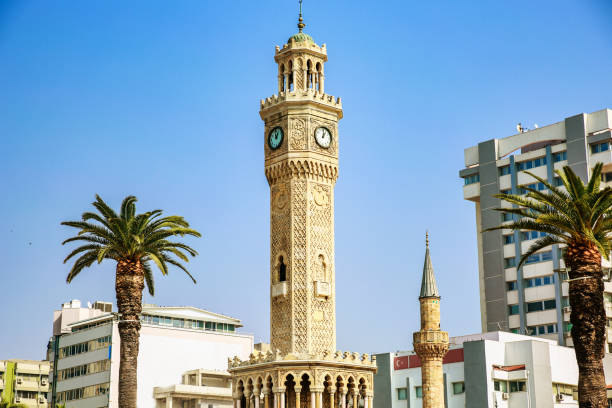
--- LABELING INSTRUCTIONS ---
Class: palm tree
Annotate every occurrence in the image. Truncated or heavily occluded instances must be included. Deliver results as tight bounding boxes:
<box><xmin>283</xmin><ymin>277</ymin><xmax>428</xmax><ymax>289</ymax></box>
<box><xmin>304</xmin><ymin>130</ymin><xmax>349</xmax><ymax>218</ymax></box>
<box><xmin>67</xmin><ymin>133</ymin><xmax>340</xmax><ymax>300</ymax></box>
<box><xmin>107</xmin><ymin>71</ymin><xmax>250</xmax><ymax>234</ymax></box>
<box><xmin>61</xmin><ymin>195</ymin><xmax>201</xmax><ymax>408</ymax></box>
<box><xmin>488</xmin><ymin>163</ymin><xmax>612</xmax><ymax>407</ymax></box>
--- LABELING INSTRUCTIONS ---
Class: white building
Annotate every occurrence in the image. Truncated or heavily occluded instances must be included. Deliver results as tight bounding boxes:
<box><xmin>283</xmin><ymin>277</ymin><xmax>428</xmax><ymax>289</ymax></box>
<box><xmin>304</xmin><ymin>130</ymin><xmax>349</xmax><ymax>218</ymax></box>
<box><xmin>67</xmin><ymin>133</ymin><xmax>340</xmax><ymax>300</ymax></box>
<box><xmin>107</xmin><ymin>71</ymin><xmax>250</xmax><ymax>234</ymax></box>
<box><xmin>47</xmin><ymin>300</ymin><xmax>253</xmax><ymax>408</ymax></box>
<box><xmin>459</xmin><ymin>108</ymin><xmax>612</xmax><ymax>348</ymax></box>
<box><xmin>153</xmin><ymin>369</ymin><xmax>233</xmax><ymax>408</ymax></box>
<box><xmin>374</xmin><ymin>331</ymin><xmax>612</xmax><ymax>408</ymax></box>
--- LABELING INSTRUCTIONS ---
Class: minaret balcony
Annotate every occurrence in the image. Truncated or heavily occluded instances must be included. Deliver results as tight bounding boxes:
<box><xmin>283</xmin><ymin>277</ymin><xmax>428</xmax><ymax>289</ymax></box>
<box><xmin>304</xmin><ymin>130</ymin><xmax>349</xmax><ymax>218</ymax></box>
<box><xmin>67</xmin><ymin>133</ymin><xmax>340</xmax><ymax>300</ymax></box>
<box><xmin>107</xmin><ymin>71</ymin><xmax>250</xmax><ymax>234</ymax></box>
<box><xmin>413</xmin><ymin>330</ymin><xmax>449</xmax><ymax>345</ymax></box>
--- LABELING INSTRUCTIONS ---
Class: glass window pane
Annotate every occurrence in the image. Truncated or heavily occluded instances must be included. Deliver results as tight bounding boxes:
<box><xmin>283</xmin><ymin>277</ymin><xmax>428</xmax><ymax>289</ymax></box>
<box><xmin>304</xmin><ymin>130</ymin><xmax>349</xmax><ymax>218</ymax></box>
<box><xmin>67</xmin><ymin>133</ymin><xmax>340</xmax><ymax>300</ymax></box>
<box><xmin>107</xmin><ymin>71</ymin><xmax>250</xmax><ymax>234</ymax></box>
<box><xmin>415</xmin><ymin>387</ymin><xmax>422</xmax><ymax>398</ymax></box>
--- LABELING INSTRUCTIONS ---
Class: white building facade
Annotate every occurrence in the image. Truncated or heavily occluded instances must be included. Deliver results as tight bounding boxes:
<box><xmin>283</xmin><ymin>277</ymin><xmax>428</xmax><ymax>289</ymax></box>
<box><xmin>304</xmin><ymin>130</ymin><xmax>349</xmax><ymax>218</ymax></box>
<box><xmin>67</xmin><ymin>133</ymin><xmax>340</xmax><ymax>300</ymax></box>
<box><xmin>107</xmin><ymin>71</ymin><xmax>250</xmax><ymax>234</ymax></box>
<box><xmin>459</xmin><ymin>108</ymin><xmax>612</xmax><ymax>348</ymax></box>
<box><xmin>47</xmin><ymin>301</ymin><xmax>253</xmax><ymax>408</ymax></box>
<box><xmin>374</xmin><ymin>331</ymin><xmax>612</xmax><ymax>408</ymax></box>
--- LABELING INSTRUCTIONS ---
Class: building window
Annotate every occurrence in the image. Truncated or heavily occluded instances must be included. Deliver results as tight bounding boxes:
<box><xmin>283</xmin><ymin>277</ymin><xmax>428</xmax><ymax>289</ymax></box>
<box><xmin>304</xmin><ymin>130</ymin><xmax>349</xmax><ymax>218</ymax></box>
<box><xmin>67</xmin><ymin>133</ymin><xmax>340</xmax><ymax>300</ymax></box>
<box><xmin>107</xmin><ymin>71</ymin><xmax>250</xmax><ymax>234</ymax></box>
<box><xmin>544</xmin><ymin>299</ymin><xmax>556</xmax><ymax>310</ymax></box>
<box><xmin>526</xmin><ymin>301</ymin><xmax>543</xmax><ymax>312</ymax></box>
<box><xmin>524</xmin><ymin>275</ymin><xmax>554</xmax><ymax>288</ymax></box>
<box><xmin>526</xmin><ymin>299</ymin><xmax>556</xmax><ymax>313</ymax></box>
<box><xmin>517</xmin><ymin>182</ymin><xmax>547</xmax><ymax>195</ymax></box>
<box><xmin>602</xmin><ymin>173</ymin><xmax>612</xmax><ymax>183</ymax></box>
<box><xmin>508</xmin><ymin>304</ymin><xmax>520</xmax><ymax>315</ymax></box>
<box><xmin>500</xmin><ymin>189</ymin><xmax>511</xmax><ymax>195</ymax></box>
<box><xmin>499</xmin><ymin>165</ymin><xmax>511</xmax><ymax>176</ymax></box>
<box><xmin>464</xmin><ymin>174</ymin><xmax>480</xmax><ymax>185</ymax></box>
<box><xmin>591</xmin><ymin>142</ymin><xmax>609</xmax><ymax>154</ymax></box>
<box><xmin>452</xmin><ymin>382</ymin><xmax>465</xmax><ymax>394</ymax></box>
<box><xmin>502</xmin><ymin>213</ymin><xmax>513</xmax><ymax>222</ymax></box>
<box><xmin>509</xmin><ymin>381</ymin><xmax>526</xmax><ymax>392</ymax></box>
<box><xmin>507</xmin><ymin>281</ymin><xmax>517</xmax><ymax>291</ymax></box>
<box><xmin>504</xmin><ymin>257</ymin><xmax>516</xmax><ymax>268</ymax></box>
<box><xmin>494</xmin><ymin>380</ymin><xmax>508</xmax><ymax>393</ymax></box>
<box><xmin>521</xmin><ymin>231</ymin><xmax>547</xmax><ymax>241</ymax></box>
<box><xmin>553</xmin><ymin>151</ymin><xmax>567</xmax><ymax>162</ymax></box>
<box><xmin>415</xmin><ymin>387</ymin><xmax>423</xmax><ymax>398</ymax></box>
<box><xmin>504</xmin><ymin>234</ymin><xmax>515</xmax><ymax>245</ymax></box>
<box><xmin>553</xmin><ymin>176</ymin><xmax>564</xmax><ymax>186</ymax></box>
<box><xmin>524</xmin><ymin>251</ymin><xmax>553</xmax><ymax>265</ymax></box>
<box><xmin>397</xmin><ymin>388</ymin><xmax>407</xmax><ymax>400</ymax></box>
<box><xmin>517</xmin><ymin>157</ymin><xmax>547</xmax><ymax>171</ymax></box>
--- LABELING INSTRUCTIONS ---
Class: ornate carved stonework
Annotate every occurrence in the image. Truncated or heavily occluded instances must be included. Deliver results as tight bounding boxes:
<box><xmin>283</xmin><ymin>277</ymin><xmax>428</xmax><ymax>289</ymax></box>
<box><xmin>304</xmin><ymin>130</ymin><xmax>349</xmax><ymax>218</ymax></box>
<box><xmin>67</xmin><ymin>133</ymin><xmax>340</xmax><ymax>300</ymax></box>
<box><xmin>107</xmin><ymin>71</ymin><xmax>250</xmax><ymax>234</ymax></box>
<box><xmin>289</xmin><ymin>118</ymin><xmax>307</xmax><ymax>150</ymax></box>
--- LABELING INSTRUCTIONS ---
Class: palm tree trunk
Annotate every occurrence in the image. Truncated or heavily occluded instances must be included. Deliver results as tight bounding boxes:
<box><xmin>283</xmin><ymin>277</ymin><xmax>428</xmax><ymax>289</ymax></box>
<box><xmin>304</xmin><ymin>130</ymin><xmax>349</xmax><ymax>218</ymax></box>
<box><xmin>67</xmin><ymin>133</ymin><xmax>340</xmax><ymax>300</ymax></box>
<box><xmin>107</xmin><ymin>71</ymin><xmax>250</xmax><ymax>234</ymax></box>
<box><xmin>115</xmin><ymin>258</ymin><xmax>145</xmax><ymax>408</ymax></box>
<box><xmin>566</xmin><ymin>243</ymin><xmax>607</xmax><ymax>408</ymax></box>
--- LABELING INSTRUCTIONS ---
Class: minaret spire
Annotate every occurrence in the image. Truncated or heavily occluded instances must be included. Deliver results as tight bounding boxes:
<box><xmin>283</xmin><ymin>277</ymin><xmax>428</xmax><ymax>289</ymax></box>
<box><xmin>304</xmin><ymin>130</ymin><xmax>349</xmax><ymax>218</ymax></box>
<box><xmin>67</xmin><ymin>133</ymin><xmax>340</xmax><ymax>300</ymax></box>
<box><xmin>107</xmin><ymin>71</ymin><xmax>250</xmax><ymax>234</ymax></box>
<box><xmin>420</xmin><ymin>231</ymin><xmax>440</xmax><ymax>298</ymax></box>
<box><xmin>298</xmin><ymin>0</ymin><xmax>305</xmax><ymax>32</ymax></box>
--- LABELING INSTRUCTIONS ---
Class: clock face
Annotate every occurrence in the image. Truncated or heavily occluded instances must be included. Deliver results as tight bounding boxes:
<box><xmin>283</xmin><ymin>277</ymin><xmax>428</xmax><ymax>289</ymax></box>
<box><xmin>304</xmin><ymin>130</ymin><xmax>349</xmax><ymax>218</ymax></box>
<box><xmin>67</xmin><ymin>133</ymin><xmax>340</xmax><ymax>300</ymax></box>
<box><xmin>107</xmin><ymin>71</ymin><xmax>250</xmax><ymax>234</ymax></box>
<box><xmin>315</xmin><ymin>127</ymin><xmax>332</xmax><ymax>149</ymax></box>
<box><xmin>268</xmin><ymin>127</ymin><xmax>284</xmax><ymax>150</ymax></box>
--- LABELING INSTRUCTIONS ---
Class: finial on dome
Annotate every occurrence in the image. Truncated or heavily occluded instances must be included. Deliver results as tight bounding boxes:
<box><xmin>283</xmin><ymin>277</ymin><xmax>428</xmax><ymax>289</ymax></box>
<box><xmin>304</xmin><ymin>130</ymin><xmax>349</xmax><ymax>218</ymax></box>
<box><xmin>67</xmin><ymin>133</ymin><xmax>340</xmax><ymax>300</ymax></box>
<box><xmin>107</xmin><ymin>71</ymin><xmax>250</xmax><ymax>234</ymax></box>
<box><xmin>426</xmin><ymin>230</ymin><xmax>429</xmax><ymax>248</ymax></box>
<box><xmin>298</xmin><ymin>0</ymin><xmax>305</xmax><ymax>32</ymax></box>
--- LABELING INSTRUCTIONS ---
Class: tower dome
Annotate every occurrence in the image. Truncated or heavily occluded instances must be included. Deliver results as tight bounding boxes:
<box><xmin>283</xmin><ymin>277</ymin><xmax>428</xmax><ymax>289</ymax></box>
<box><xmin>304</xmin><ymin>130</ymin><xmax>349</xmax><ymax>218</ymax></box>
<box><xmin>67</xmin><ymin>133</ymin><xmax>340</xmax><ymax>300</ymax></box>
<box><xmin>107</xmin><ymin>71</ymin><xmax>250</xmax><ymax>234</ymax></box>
<box><xmin>288</xmin><ymin>31</ymin><xmax>314</xmax><ymax>44</ymax></box>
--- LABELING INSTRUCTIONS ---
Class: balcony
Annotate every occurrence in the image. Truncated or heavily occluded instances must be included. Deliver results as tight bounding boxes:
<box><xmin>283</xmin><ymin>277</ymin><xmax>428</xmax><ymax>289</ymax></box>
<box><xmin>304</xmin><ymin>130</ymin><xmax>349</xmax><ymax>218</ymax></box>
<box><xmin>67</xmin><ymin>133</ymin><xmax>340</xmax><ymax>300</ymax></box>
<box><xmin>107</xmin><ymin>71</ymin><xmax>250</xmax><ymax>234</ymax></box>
<box><xmin>413</xmin><ymin>330</ymin><xmax>449</xmax><ymax>345</ymax></box>
<box><xmin>271</xmin><ymin>282</ymin><xmax>287</xmax><ymax>298</ymax></box>
<box><xmin>315</xmin><ymin>281</ymin><xmax>330</xmax><ymax>298</ymax></box>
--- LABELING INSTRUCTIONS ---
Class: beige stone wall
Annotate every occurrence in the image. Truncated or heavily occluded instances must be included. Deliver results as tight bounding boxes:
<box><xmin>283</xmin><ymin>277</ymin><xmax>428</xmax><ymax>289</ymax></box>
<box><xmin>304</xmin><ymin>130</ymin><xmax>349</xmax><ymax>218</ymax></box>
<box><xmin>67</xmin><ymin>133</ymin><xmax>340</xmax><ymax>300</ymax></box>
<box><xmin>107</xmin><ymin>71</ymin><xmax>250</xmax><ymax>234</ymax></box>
<box><xmin>419</xmin><ymin>298</ymin><xmax>441</xmax><ymax>330</ymax></box>
<box><xmin>420</xmin><ymin>359</ymin><xmax>444</xmax><ymax>408</ymax></box>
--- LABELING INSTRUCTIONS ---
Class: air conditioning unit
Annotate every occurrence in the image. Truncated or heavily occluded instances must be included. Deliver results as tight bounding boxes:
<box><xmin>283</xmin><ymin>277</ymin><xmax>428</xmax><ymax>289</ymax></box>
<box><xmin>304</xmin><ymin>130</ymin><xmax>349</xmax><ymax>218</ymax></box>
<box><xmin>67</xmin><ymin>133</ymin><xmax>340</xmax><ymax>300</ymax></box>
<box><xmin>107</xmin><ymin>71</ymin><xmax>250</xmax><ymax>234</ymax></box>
<box><xmin>563</xmin><ymin>306</ymin><xmax>571</xmax><ymax>313</ymax></box>
<box><xmin>16</xmin><ymin>378</ymin><xmax>22</xmax><ymax>384</ymax></box>
<box><xmin>41</xmin><ymin>379</ymin><xmax>47</xmax><ymax>386</ymax></box>
<box><xmin>38</xmin><ymin>396</ymin><xmax>46</xmax><ymax>403</ymax></box>
<box><xmin>14</xmin><ymin>397</ymin><xmax>21</xmax><ymax>403</ymax></box>
<box><xmin>556</xmin><ymin>394</ymin><xmax>564</xmax><ymax>402</ymax></box>
<box><xmin>501</xmin><ymin>392</ymin><xmax>509</xmax><ymax>400</ymax></box>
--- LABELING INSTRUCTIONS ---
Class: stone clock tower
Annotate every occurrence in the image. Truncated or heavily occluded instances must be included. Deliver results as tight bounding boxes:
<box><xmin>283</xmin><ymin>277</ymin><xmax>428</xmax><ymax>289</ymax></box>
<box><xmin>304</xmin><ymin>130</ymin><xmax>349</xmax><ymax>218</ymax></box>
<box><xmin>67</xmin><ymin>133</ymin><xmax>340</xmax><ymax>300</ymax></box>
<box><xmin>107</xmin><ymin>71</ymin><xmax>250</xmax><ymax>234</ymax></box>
<box><xmin>262</xmin><ymin>16</ymin><xmax>341</xmax><ymax>357</ymax></box>
<box><xmin>229</xmin><ymin>9</ymin><xmax>376</xmax><ymax>408</ymax></box>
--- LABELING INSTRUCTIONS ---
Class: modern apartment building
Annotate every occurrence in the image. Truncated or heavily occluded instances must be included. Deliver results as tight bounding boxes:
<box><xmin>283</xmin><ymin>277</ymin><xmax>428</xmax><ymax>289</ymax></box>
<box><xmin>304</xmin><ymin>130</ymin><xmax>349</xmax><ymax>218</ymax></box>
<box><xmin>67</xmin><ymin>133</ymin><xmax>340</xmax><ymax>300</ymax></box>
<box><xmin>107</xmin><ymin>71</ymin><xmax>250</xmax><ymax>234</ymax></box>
<box><xmin>459</xmin><ymin>108</ymin><xmax>612</xmax><ymax>348</ymax></box>
<box><xmin>375</xmin><ymin>331</ymin><xmax>612</xmax><ymax>408</ymax></box>
<box><xmin>47</xmin><ymin>300</ymin><xmax>253</xmax><ymax>408</ymax></box>
<box><xmin>0</xmin><ymin>359</ymin><xmax>50</xmax><ymax>407</ymax></box>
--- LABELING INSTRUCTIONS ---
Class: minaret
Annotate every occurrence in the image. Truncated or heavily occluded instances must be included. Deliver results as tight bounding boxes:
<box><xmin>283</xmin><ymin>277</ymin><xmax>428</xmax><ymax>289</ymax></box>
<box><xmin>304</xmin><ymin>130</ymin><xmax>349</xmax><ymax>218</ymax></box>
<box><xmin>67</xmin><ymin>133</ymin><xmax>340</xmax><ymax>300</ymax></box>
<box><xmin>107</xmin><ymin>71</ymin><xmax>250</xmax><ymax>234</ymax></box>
<box><xmin>413</xmin><ymin>233</ymin><xmax>449</xmax><ymax>408</ymax></box>
<box><xmin>229</xmin><ymin>5</ymin><xmax>376</xmax><ymax>408</ymax></box>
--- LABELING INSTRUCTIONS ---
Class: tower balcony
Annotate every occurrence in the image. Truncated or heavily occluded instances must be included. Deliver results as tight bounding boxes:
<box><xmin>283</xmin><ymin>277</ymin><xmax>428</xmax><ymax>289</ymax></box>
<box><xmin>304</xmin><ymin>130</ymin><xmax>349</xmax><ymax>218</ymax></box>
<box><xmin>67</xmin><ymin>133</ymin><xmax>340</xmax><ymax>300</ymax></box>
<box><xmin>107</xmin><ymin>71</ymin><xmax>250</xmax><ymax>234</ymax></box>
<box><xmin>260</xmin><ymin>90</ymin><xmax>342</xmax><ymax>118</ymax></box>
<box><xmin>413</xmin><ymin>330</ymin><xmax>449</xmax><ymax>346</ymax></box>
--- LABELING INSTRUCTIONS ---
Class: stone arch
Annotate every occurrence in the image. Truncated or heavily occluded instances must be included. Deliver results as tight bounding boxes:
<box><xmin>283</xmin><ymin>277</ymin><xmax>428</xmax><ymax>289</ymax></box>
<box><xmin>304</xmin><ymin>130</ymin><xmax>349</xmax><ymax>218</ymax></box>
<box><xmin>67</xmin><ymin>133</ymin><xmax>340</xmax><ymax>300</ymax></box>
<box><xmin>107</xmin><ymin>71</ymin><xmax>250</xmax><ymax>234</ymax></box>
<box><xmin>316</xmin><ymin>62</ymin><xmax>323</xmax><ymax>91</ymax></box>
<box><xmin>307</xmin><ymin>59</ymin><xmax>314</xmax><ymax>89</ymax></box>
<box><xmin>279</xmin><ymin>63</ymin><xmax>286</xmax><ymax>92</ymax></box>
<box><xmin>315</xmin><ymin>253</ymin><xmax>328</xmax><ymax>282</ymax></box>
<box><xmin>300</xmin><ymin>372</ymin><xmax>312</xmax><ymax>408</ymax></box>
<box><xmin>237</xmin><ymin>379</ymin><xmax>246</xmax><ymax>408</ymax></box>
<box><xmin>322</xmin><ymin>374</ymin><xmax>334</xmax><ymax>408</ymax></box>
<box><xmin>285</xmin><ymin>373</ymin><xmax>298</xmax><ymax>408</ymax></box>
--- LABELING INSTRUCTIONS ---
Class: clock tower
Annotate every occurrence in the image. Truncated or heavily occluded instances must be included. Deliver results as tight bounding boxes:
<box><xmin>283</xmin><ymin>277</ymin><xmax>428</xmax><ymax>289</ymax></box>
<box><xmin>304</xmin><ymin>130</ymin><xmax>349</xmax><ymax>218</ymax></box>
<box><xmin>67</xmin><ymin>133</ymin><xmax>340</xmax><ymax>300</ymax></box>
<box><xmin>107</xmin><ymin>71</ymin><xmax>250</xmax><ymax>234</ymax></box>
<box><xmin>229</xmin><ymin>8</ymin><xmax>376</xmax><ymax>408</ymax></box>
<box><xmin>262</xmin><ymin>12</ymin><xmax>342</xmax><ymax>357</ymax></box>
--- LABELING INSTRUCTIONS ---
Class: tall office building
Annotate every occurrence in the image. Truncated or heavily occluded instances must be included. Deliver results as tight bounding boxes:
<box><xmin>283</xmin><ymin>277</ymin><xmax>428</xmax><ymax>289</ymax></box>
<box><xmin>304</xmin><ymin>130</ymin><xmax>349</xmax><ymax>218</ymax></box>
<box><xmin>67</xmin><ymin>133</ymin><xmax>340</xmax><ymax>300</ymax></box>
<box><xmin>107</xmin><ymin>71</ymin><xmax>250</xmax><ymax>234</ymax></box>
<box><xmin>47</xmin><ymin>300</ymin><xmax>253</xmax><ymax>408</ymax></box>
<box><xmin>459</xmin><ymin>108</ymin><xmax>612</xmax><ymax>348</ymax></box>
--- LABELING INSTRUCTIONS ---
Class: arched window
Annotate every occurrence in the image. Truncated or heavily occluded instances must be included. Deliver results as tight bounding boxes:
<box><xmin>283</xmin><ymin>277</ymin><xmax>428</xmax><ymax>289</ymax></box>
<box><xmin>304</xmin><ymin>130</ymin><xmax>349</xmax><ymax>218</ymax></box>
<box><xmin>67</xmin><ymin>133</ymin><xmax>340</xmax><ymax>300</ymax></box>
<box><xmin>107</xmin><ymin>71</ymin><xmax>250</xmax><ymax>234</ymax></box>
<box><xmin>279</xmin><ymin>256</ymin><xmax>287</xmax><ymax>282</ymax></box>
<box><xmin>315</xmin><ymin>62</ymin><xmax>322</xmax><ymax>91</ymax></box>
<box><xmin>307</xmin><ymin>60</ymin><xmax>313</xmax><ymax>89</ymax></box>
<box><xmin>288</xmin><ymin>60</ymin><xmax>294</xmax><ymax>92</ymax></box>
<box><xmin>279</xmin><ymin>63</ymin><xmax>286</xmax><ymax>92</ymax></box>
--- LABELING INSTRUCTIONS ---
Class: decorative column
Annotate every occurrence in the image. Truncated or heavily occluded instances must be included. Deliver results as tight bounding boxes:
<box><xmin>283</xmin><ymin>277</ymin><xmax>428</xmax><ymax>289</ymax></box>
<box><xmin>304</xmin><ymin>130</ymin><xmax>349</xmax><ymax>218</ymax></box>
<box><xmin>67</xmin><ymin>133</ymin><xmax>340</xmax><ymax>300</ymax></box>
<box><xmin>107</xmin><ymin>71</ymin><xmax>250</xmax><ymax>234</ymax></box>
<box><xmin>316</xmin><ymin>390</ymin><xmax>323</xmax><ymax>408</ymax></box>
<box><xmin>280</xmin><ymin>390</ymin><xmax>286</xmax><ymax>408</ymax></box>
<box><xmin>295</xmin><ymin>387</ymin><xmax>302</xmax><ymax>408</ymax></box>
<box><xmin>319</xmin><ymin>74</ymin><xmax>325</xmax><ymax>94</ymax></box>
<box><xmin>310</xmin><ymin>391</ymin><xmax>316</xmax><ymax>408</ymax></box>
<box><xmin>263</xmin><ymin>388</ymin><xmax>270</xmax><ymax>408</ymax></box>
<box><xmin>303</xmin><ymin>68</ymin><xmax>308</xmax><ymax>90</ymax></box>
<box><xmin>245</xmin><ymin>390</ymin><xmax>252</xmax><ymax>408</ymax></box>
<box><xmin>339</xmin><ymin>389</ymin><xmax>346</xmax><ymax>408</ymax></box>
<box><xmin>166</xmin><ymin>396</ymin><xmax>173</xmax><ymax>408</ymax></box>
<box><xmin>328</xmin><ymin>387</ymin><xmax>336</xmax><ymax>408</ymax></box>
<box><xmin>351</xmin><ymin>391</ymin><xmax>357</xmax><ymax>408</ymax></box>
<box><xmin>255</xmin><ymin>388</ymin><xmax>261</xmax><ymax>408</ymax></box>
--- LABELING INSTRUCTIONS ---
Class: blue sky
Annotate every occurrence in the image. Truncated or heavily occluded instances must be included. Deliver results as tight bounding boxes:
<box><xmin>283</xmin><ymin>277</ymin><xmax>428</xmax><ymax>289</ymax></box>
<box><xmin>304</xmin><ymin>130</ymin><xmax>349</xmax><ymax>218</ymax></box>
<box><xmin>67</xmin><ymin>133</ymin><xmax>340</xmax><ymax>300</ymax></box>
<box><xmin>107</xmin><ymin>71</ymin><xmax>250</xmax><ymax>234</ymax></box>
<box><xmin>1</xmin><ymin>0</ymin><xmax>611</xmax><ymax>360</ymax></box>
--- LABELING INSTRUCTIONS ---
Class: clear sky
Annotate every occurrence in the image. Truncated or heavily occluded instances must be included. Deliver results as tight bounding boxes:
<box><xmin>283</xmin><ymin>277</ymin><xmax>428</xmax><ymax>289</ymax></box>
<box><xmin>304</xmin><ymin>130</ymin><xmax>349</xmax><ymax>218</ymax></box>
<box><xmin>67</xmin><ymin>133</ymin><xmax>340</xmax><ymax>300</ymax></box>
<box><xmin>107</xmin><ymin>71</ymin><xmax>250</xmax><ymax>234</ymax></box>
<box><xmin>1</xmin><ymin>0</ymin><xmax>611</xmax><ymax>360</ymax></box>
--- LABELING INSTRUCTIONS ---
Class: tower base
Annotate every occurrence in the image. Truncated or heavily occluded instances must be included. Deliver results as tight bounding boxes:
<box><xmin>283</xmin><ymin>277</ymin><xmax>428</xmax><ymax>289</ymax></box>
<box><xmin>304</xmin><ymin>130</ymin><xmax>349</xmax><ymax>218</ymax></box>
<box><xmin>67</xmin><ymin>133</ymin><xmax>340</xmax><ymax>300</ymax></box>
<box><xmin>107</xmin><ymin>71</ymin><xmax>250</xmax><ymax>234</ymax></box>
<box><xmin>228</xmin><ymin>350</ymin><xmax>376</xmax><ymax>408</ymax></box>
